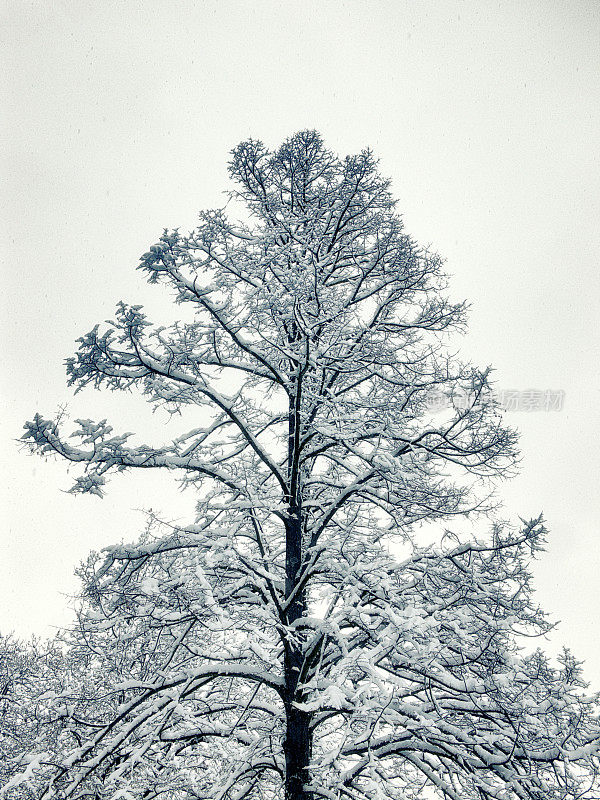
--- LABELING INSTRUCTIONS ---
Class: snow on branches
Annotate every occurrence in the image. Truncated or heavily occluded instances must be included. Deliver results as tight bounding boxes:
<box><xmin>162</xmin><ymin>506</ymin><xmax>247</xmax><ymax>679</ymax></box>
<box><xmin>11</xmin><ymin>131</ymin><xmax>600</xmax><ymax>799</ymax></box>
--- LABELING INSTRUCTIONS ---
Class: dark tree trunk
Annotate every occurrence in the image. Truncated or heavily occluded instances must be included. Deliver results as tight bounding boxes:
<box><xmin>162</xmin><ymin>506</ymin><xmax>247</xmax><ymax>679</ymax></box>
<box><xmin>283</xmin><ymin>506</ymin><xmax>312</xmax><ymax>800</ymax></box>
<box><xmin>283</xmin><ymin>696</ymin><xmax>312</xmax><ymax>800</ymax></box>
<box><xmin>283</xmin><ymin>383</ymin><xmax>312</xmax><ymax>800</ymax></box>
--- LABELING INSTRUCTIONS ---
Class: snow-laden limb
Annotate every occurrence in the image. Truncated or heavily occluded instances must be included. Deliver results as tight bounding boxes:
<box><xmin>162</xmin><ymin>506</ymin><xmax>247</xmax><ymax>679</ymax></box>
<box><xmin>13</xmin><ymin>131</ymin><xmax>600</xmax><ymax>799</ymax></box>
<box><xmin>21</xmin><ymin>413</ymin><xmax>275</xmax><ymax>503</ymax></box>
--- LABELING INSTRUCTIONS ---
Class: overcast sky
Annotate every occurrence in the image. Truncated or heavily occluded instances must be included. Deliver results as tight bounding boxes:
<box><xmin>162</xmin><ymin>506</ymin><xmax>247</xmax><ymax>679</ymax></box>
<box><xmin>1</xmin><ymin>0</ymin><xmax>599</xmax><ymax>684</ymax></box>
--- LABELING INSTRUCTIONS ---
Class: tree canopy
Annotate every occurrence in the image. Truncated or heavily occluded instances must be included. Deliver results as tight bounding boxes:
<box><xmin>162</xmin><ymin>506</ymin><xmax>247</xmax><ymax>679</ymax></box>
<box><xmin>10</xmin><ymin>131</ymin><xmax>600</xmax><ymax>800</ymax></box>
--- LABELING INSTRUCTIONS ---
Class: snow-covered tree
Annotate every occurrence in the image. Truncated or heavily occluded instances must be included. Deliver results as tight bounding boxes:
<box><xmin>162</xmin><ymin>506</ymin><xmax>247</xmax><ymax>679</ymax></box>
<box><xmin>0</xmin><ymin>635</ymin><xmax>73</xmax><ymax>798</ymax></box>
<box><xmin>15</xmin><ymin>131</ymin><xmax>600</xmax><ymax>799</ymax></box>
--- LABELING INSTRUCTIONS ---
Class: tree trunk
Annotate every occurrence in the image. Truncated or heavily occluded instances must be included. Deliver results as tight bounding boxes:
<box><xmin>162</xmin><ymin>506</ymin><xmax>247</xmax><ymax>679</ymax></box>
<box><xmin>283</xmin><ymin>697</ymin><xmax>312</xmax><ymax>800</ymax></box>
<box><xmin>283</xmin><ymin>384</ymin><xmax>312</xmax><ymax>799</ymax></box>
<box><xmin>283</xmin><ymin>504</ymin><xmax>312</xmax><ymax>800</ymax></box>
<box><xmin>284</xmin><ymin>506</ymin><xmax>311</xmax><ymax>796</ymax></box>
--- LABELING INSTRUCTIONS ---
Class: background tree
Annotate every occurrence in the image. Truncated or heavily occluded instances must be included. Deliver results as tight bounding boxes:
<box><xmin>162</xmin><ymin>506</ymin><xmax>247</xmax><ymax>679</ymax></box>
<box><xmin>0</xmin><ymin>635</ymin><xmax>76</xmax><ymax>798</ymax></box>
<box><xmin>13</xmin><ymin>131</ymin><xmax>600</xmax><ymax>799</ymax></box>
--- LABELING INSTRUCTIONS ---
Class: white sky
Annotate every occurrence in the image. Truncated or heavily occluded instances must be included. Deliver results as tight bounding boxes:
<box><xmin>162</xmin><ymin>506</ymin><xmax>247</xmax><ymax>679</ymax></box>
<box><xmin>1</xmin><ymin>0</ymin><xmax>599</xmax><ymax>684</ymax></box>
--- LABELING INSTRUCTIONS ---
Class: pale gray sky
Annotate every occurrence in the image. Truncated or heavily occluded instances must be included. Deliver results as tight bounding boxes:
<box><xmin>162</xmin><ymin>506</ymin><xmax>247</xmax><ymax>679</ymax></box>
<box><xmin>1</xmin><ymin>0</ymin><xmax>599</xmax><ymax>683</ymax></box>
